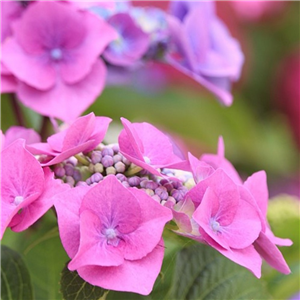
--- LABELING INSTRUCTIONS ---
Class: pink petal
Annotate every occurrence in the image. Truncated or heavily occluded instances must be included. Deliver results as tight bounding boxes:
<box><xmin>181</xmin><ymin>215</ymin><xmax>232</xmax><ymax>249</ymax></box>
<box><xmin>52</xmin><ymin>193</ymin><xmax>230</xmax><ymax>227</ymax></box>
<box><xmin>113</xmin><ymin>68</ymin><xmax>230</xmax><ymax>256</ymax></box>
<box><xmin>122</xmin><ymin>188</ymin><xmax>172</xmax><ymax>260</ymax></box>
<box><xmin>17</xmin><ymin>59</ymin><xmax>106</xmax><ymax>122</ymax></box>
<box><xmin>81</xmin><ymin>176</ymin><xmax>141</xmax><ymax>234</ymax></box>
<box><xmin>54</xmin><ymin>185</ymin><xmax>91</xmax><ymax>258</ymax></box>
<box><xmin>68</xmin><ymin>210</ymin><xmax>124</xmax><ymax>270</ymax></box>
<box><xmin>1</xmin><ymin>38</ymin><xmax>56</xmax><ymax>90</ymax></box>
<box><xmin>188</xmin><ymin>152</ymin><xmax>214</xmax><ymax>183</ymax></box>
<box><xmin>76</xmin><ymin>240</ymin><xmax>165</xmax><ymax>295</ymax></box>
<box><xmin>10</xmin><ymin>168</ymin><xmax>70</xmax><ymax>232</ymax></box>
<box><xmin>254</xmin><ymin>231</ymin><xmax>291</xmax><ymax>274</ymax></box>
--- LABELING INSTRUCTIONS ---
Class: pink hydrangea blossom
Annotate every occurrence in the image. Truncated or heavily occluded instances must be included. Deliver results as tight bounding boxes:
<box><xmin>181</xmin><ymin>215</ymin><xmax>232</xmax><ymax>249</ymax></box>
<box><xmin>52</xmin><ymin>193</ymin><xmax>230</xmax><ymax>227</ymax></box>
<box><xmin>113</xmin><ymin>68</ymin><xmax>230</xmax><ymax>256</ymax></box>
<box><xmin>1</xmin><ymin>1</ymin><xmax>117</xmax><ymax>121</ymax></box>
<box><xmin>28</xmin><ymin>113</ymin><xmax>111</xmax><ymax>166</ymax></box>
<box><xmin>118</xmin><ymin>117</ymin><xmax>189</xmax><ymax>176</ymax></box>
<box><xmin>166</xmin><ymin>2</ymin><xmax>244</xmax><ymax>106</ymax></box>
<box><xmin>54</xmin><ymin>175</ymin><xmax>172</xmax><ymax>295</ymax></box>
<box><xmin>1</xmin><ymin>139</ymin><xmax>69</xmax><ymax>239</ymax></box>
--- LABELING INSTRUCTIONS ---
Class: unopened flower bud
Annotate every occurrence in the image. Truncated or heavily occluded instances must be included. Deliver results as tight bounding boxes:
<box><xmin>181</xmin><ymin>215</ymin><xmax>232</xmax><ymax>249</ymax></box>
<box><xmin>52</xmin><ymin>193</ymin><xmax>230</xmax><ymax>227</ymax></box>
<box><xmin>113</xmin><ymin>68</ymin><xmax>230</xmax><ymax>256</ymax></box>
<box><xmin>115</xmin><ymin>161</ymin><xmax>126</xmax><ymax>173</ymax></box>
<box><xmin>91</xmin><ymin>172</ymin><xmax>103</xmax><ymax>183</ymax></box>
<box><xmin>102</xmin><ymin>147</ymin><xmax>114</xmax><ymax>157</ymax></box>
<box><xmin>94</xmin><ymin>163</ymin><xmax>104</xmax><ymax>173</ymax></box>
<box><xmin>116</xmin><ymin>173</ymin><xmax>127</xmax><ymax>182</ymax></box>
<box><xmin>102</xmin><ymin>155</ymin><xmax>114</xmax><ymax>167</ymax></box>
<box><xmin>64</xmin><ymin>164</ymin><xmax>74</xmax><ymax>176</ymax></box>
<box><xmin>73</xmin><ymin>169</ymin><xmax>82</xmax><ymax>182</ymax></box>
<box><xmin>128</xmin><ymin>176</ymin><xmax>141</xmax><ymax>187</ymax></box>
<box><xmin>54</xmin><ymin>165</ymin><xmax>65</xmax><ymax>178</ymax></box>
<box><xmin>91</xmin><ymin>151</ymin><xmax>102</xmax><ymax>164</ymax></box>
<box><xmin>155</xmin><ymin>186</ymin><xmax>168</xmax><ymax>200</ymax></box>
<box><xmin>106</xmin><ymin>166</ymin><xmax>116</xmax><ymax>175</ymax></box>
<box><xmin>113</xmin><ymin>154</ymin><xmax>123</xmax><ymax>163</ymax></box>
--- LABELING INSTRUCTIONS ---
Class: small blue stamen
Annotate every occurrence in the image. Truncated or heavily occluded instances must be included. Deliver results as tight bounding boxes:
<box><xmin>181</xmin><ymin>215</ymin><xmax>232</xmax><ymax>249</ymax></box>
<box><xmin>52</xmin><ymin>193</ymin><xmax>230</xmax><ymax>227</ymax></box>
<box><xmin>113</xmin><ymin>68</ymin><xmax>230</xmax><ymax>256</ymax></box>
<box><xmin>50</xmin><ymin>48</ymin><xmax>63</xmax><ymax>61</ymax></box>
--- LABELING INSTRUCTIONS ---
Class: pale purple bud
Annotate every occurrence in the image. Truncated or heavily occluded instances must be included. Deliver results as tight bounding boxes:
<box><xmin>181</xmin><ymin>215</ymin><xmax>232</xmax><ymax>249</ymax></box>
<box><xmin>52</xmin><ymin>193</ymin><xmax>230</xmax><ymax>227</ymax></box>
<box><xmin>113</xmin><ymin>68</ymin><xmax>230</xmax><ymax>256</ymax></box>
<box><xmin>155</xmin><ymin>186</ymin><xmax>168</xmax><ymax>200</ymax></box>
<box><xmin>91</xmin><ymin>151</ymin><xmax>102</xmax><ymax>164</ymax></box>
<box><xmin>171</xmin><ymin>186</ymin><xmax>188</xmax><ymax>201</ymax></box>
<box><xmin>172</xmin><ymin>181</ymin><xmax>182</xmax><ymax>189</ymax></box>
<box><xmin>106</xmin><ymin>166</ymin><xmax>116</xmax><ymax>175</ymax></box>
<box><xmin>67</xmin><ymin>157</ymin><xmax>77</xmax><ymax>166</ymax></box>
<box><xmin>113</xmin><ymin>154</ymin><xmax>123</xmax><ymax>163</ymax></box>
<box><xmin>91</xmin><ymin>172</ymin><xmax>103</xmax><ymax>183</ymax></box>
<box><xmin>102</xmin><ymin>155</ymin><xmax>114</xmax><ymax>167</ymax></box>
<box><xmin>128</xmin><ymin>176</ymin><xmax>141</xmax><ymax>187</ymax></box>
<box><xmin>166</xmin><ymin>196</ymin><xmax>176</xmax><ymax>205</ymax></box>
<box><xmin>116</xmin><ymin>173</ymin><xmax>127</xmax><ymax>182</ymax></box>
<box><xmin>89</xmin><ymin>163</ymin><xmax>95</xmax><ymax>173</ymax></box>
<box><xmin>122</xmin><ymin>156</ymin><xmax>131</xmax><ymax>166</ymax></box>
<box><xmin>64</xmin><ymin>164</ymin><xmax>74</xmax><ymax>176</ymax></box>
<box><xmin>145</xmin><ymin>180</ymin><xmax>159</xmax><ymax>190</ymax></box>
<box><xmin>73</xmin><ymin>169</ymin><xmax>82</xmax><ymax>182</ymax></box>
<box><xmin>159</xmin><ymin>179</ymin><xmax>169</xmax><ymax>185</ymax></box>
<box><xmin>102</xmin><ymin>147</ymin><xmax>114</xmax><ymax>157</ymax></box>
<box><xmin>112</xmin><ymin>144</ymin><xmax>120</xmax><ymax>153</ymax></box>
<box><xmin>115</xmin><ymin>161</ymin><xmax>126</xmax><ymax>173</ymax></box>
<box><xmin>152</xmin><ymin>195</ymin><xmax>161</xmax><ymax>203</ymax></box>
<box><xmin>86</xmin><ymin>178</ymin><xmax>92</xmax><ymax>185</ymax></box>
<box><xmin>54</xmin><ymin>165</ymin><xmax>65</xmax><ymax>178</ymax></box>
<box><xmin>163</xmin><ymin>182</ymin><xmax>174</xmax><ymax>192</ymax></box>
<box><xmin>66</xmin><ymin>176</ymin><xmax>75</xmax><ymax>187</ymax></box>
<box><xmin>94</xmin><ymin>163</ymin><xmax>104</xmax><ymax>173</ymax></box>
<box><xmin>122</xmin><ymin>181</ymin><xmax>130</xmax><ymax>188</ymax></box>
<box><xmin>144</xmin><ymin>189</ymin><xmax>155</xmax><ymax>196</ymax></box>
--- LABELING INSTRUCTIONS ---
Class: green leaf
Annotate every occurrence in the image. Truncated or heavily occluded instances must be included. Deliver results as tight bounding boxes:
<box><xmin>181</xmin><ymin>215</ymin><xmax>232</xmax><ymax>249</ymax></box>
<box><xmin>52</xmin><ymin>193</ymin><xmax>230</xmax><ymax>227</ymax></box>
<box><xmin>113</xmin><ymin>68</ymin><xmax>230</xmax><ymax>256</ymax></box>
<box><xmin>1</xmin><ymin>244</ymin><xmax>33</xmax><ymax>300</ymax></box>
<box><xmin>60</xmin><ymin>263</ymin><xmax>109</xmax><ymax>300</ymax></box>
<box><xmin>168</xmin><ymin>243</ymin><xmax>272</xmax><ymax>300</ymax></box>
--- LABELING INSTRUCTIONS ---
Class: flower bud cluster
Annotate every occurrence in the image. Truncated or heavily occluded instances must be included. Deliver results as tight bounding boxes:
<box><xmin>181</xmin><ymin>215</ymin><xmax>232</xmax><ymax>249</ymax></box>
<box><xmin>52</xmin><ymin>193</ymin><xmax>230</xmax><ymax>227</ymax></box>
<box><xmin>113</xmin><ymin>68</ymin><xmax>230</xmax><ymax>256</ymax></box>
<box><xmin>52</xmin><ymin>142</ymin><xmax>192</xmax><ymax>205</ymax></box>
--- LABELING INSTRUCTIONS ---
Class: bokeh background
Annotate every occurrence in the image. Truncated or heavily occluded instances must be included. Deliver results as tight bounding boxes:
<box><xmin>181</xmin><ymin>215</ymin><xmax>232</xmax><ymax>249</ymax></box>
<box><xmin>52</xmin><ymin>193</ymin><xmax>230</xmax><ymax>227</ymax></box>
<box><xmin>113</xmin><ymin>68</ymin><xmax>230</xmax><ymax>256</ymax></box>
<box><xmin>1</xmin><ymin>1</ymin><xmax>299</xmax><ymax>299</ymax></box>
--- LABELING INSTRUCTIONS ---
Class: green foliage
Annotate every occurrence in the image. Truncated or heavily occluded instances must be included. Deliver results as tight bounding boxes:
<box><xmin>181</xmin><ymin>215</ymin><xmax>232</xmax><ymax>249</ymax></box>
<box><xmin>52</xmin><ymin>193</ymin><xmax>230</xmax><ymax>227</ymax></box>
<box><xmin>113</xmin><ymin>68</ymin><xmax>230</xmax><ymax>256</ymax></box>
<box><xmin>168</xmin><ymin>243</ymin><xmax>272</xmax><ymax>300</ymax></box>
<box><xmin>60</xmin><ymin>264</ymin><xmax>109</xmax><ymax>300</ymax></box>
<box><xmin>1</xmin><ymin>244</ymin><xmax>33</xmax><ymax>300</ymax></box>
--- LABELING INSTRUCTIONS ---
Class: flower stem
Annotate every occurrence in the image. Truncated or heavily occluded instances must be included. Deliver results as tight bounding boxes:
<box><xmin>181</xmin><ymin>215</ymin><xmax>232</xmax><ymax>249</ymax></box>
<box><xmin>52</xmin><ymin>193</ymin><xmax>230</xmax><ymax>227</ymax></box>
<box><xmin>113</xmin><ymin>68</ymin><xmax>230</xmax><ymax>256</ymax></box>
<box><xmin>39</xmin><ymin>116</ymin><xmax>50</xmax><ymax>142</ymax></box>
<box><xmin>124</xmin><ymin>164</ymin><xmax>143</xmax><ymax>177</ymax></box>
<box><xmin>75</xmin><ymin>154</ymin><xmax>90</xmax><ymax>166</ymax></box>
<box><xmin>10</xmin><ymin>93</ymin><xmax>25</xmax><ymax>127</ymax></box>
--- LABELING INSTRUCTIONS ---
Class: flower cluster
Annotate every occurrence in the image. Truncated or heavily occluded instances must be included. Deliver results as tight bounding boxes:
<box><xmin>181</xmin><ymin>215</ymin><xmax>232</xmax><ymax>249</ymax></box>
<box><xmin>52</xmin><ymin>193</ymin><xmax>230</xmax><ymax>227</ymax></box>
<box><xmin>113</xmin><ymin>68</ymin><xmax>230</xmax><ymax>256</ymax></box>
<box><xmin>1</xmin><ymin>113</ymin><xmax>291</xmax><ymax>295</ymax></box>
<box><xmin>1</xmin><ymin>1</ymin><xmax>243</xmax><ymax>122</ymax></box>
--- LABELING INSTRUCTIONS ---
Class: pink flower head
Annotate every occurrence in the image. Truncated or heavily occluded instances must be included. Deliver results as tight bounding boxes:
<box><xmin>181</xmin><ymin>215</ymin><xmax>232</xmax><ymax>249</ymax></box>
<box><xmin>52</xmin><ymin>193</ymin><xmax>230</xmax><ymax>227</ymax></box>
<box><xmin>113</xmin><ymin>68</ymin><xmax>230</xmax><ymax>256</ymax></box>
<box><xmin>54</xmin><ymin>175</ymin><xmax>172</xmax><ymax>295</ymax></box>
<box><xmin>118</xmin><ymin>118</ymin><xmax>189</xmax><ymax>176</ymax></box>
<box><xmin>166</xmin><ymin>2</ymin><xmax>244</xmax><ymax>106</ymax></box>
<box><xmin>1</xmin><ymin>139</ymin><xmax>69</xmax><ymax>239</ymax></box>
<box><xmin>2</xmin><ymin>126</ymin><xmax>41</xmax><ymax>150</ymax></box>
<box><xmin>103</xmin><ymin>13</ymin><xmax>150</xmax><ymax>67</ymax></box>
<box><xmin>244</xmin><ymin>171</ymin><xmax>292</xmax><ymax>274</ymax></box>
<box><xmin>28</xmin><ymin>113</ymin><xmax>111</xmax><ymax>166</ymax></box>
<box><xmin>200</xmin><ymin>136</ymin><xmax>243</xmax><ymax>185</ymax></box>
<box><xmin>1</xmin><ymin>1</ymin><xmax>117</xmax><ymax>121</ymax></box>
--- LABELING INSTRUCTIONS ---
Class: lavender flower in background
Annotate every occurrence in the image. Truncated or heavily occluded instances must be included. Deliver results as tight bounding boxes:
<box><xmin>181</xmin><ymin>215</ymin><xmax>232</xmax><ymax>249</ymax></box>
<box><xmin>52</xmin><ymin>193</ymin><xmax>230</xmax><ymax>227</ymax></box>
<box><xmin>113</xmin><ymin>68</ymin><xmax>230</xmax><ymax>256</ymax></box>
<box><xmin>166</xmin><ymin>1</ymin><xmax>244</xmax><ymax>106</ymax></box>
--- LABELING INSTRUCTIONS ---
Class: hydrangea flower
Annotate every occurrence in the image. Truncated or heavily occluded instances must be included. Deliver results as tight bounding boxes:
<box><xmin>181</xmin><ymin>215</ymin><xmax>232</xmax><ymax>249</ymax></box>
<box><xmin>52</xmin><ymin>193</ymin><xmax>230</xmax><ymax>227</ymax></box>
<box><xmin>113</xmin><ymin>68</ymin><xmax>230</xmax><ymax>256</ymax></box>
<box><xmin>166</xmin><ymin>1</ymin><xmax>244</xmax><ymax>106</ymax></box>
<box><xmin>28</xmin><ymin>113</ymin><xmax>111</xmax><ymax>166</ymax></box>
<box><xmin>1</xmin><ymin>1</ymin><xmax>117</xmax><ymax>121</ymax></box>
<box><xmin>1</xmin><ymin>139</ymin><xmax>69</xmax><ymax>239</ymax></box>
<box><xmin>118</xmin><ymin>117</ymin><xmax>189</xmax><ymax>176</ymax></box>
<box><xmin>54</xmin><ymin>175</ymin><xmax>172</xmax><ymax>295</ymax></box>
<box><xmin>103</xmin><ymin>13</ymin><xmax>150</xmax><ymax>67</ymax></box>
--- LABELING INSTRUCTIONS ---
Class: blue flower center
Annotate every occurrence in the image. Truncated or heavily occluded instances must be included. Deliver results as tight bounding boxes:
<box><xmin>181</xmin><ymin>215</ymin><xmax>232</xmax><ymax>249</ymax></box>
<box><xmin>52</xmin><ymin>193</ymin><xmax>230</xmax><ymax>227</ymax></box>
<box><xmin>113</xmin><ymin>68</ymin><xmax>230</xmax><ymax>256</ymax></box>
<box><xmin>104</xmin><ymin>228</ymin><xmax>120</xmax><ymax>246</ymax></box>
<box><xmin>50</xmin><ymin>48</ymin><xmax>63</xmax><ymax>61</ymax></box>
<box><xmin>210</xmin><ymin>218</ymin><xmax>221</xmax><ymax>233</ymax></box>
<box><xmin>14</xmin><ymin>195</ymin><xmax>24</xmax><ymax>206</ymax></box>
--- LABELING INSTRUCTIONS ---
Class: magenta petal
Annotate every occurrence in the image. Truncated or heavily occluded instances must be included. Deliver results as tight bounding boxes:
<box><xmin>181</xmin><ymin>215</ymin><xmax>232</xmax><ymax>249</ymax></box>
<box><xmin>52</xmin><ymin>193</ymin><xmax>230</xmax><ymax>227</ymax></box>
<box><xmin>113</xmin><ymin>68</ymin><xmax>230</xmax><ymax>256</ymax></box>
<box><xmin>76</xmin><ymin>240</ymin><xmax>165</xmax><ymax>295</ymax></box>
<box><xmin>1</xmin><ymin>39</ymin><xmax>55</xmax><ymax>90</ymax></box>
<box><xmin>81</xmin><ymin>176</ymin><xmax>141</xmax><ymax>234</ymax></box>
<box><xmin>254</xmin><ymin>232</ymin><xmax>291</xmax><ymax>274</ymax></box>
<box><xmin>10</xmin><ymin>168</ymin><xmax>70</xmax><ymax>232</ymax></box>
<box><xmin>122</xmin><ymin>188</ymin><xmax>172</xmax><ymax>260</ymax></box>
<box><xmin>69</xmin><ymin>210</ymin><xmax>124</xmax><ymax>270</ymax></box>
<box><xmin>54</xmin><ymin>186</ymin><xmax>91</xmax><ymax>258</ymax></box>
<box><xmin>188</xmin><ymin>152</ymin><xmax>214</xmax><ymax>183</ymax></box>
<box><xmin>60</xmin><ymin>10</ymin><xmax>117</xmax><ymax>84</ymax></box>
<box><xmin>17</xmin><ymin>59</ymin><xmax>106</xmax><ymax>122</ymax></box>
<box><xmin>244</xmin><ymin>171</ymin><xmax>268</xmax><ymax>217</ymax></box>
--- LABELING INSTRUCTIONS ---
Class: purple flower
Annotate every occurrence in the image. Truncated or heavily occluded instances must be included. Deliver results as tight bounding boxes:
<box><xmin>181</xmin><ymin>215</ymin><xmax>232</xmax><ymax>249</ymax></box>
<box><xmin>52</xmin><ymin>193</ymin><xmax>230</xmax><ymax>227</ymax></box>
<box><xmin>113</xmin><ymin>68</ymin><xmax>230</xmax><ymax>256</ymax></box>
<box><xmin>28</xmin><ymin>113</ymin><xmax>111</xmax><ymax>166</ymax></box>
<box><xmin>1</xmin><ymin>139</ymin><xmax>69</xmax><ymax>239</ymax></box>
<box><xmin>166</xmin><ymin>1</ymin><xmax>244</xmax><ymax>106</ymax></box>
<box><xmin>103</xmin><ymin>13</ymin><xmax>150</xmax><ymax>67</ymax></box>
<box><xmin>1</xmin><ymin>2</ymin><xmax>117</xmax><ymax>121</ymax></box>
<box><xmin>118</xmin><ymin>118</ymin><xmax>189</xmax><ymax>177</ymax></box>
<box><xmin>54</xmin><ymin>175</ymin><xmax>172</xmax><ymax>295</ymax></box>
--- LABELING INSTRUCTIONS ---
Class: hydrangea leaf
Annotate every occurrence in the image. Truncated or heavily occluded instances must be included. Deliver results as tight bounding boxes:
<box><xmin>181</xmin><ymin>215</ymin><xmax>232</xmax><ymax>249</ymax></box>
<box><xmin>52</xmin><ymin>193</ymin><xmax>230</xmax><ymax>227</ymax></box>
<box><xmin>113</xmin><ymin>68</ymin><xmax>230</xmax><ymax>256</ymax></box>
<box><xmin>60</xmin><ymin>264</ymin><xmax>109</xmax><ymax>300</ymax></box>
<box><xmin>168</xmin><ymin>243</ymin><xmax>272</xmax><ymax>300</ymax></box>
<box><xmin>1</xmin><ymin>245</ymin><xmax>33</xmax><ymax>300</ymax></box>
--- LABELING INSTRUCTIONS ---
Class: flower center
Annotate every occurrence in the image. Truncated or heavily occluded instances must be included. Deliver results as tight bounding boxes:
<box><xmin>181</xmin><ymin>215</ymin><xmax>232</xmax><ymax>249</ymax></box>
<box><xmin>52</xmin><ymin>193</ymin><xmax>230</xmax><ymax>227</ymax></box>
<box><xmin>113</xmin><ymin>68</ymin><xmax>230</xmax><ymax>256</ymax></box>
<box><xmin>210</xmin><ymin>218</ymin><xmax>221</xmax><ymax>233</ymax></box>
<box><xmin>104</xmin><ymin>228</ymin><xmax>120</xmax><ymax>247</ymax></box>
<box><xmin>14</xmin><ymin>195</ymin><xmax>24</xmax><ymax>206</ymax></box>
<box><xmin>50</xmin><ymin>48</ymin><xmax>63</xmax><ymax>61</ymax></box>
<box><xmin>143</xmin><ymin>156</ymin><xmax>151</xmax><ymax>164</ymax></box>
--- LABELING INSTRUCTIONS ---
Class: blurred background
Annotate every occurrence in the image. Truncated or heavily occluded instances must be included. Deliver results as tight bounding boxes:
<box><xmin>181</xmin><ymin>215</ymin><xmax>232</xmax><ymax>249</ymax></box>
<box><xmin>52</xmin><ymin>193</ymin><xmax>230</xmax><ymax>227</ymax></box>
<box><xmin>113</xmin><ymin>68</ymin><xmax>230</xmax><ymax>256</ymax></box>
<box><xmin>1</xmin><ymin>1</ymin><xmax>299</xmax><ymax>299</ymax></box>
